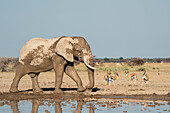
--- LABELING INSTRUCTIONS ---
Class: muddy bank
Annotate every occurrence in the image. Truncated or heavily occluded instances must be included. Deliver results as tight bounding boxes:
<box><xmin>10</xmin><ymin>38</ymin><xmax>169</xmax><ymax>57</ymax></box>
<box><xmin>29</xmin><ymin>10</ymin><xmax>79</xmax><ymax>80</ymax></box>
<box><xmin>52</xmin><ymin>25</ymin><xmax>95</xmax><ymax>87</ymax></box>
<box><xmin>0</xmin><ymin>91</ymin><xmax>170</xmax><ymax>101</ymax></box>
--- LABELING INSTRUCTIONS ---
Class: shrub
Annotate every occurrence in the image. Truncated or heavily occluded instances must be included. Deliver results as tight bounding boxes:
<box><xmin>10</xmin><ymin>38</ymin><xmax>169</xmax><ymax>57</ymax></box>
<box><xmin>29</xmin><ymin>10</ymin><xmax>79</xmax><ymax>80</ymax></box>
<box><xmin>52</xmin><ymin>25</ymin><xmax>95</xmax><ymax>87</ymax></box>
<box><xmin>76</xmin><ymin>67</ymin><xmax>87</xmax><ymax>71</ymax></box>
<box><xmin>95</xmin><ymin>66</ymin><xmax>117</xmax><ymax>72</ymax></box>
<box><xmin>0</xmin><ymin>57</ymin><xmax>18</xmax><ymax>72</ymax></box>
<box><xmin>121</xmin><ymin>66</ymin><xmax>129</xmax><ymax>71</ymax></box>
<box><xmin>127</xmin><ymin>58</ymin><xmax>145</xmax><ymax>66</ymax></box>
<box><xmin>136</xmin><ymin>67</ymin><xmax>146</xmax><ymax>71</ymax></box>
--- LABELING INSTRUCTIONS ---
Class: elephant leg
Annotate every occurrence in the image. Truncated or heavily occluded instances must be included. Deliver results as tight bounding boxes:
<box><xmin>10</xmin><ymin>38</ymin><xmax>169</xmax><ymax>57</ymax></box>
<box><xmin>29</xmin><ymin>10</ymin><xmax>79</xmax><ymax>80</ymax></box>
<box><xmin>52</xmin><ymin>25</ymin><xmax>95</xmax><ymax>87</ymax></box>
<box><xmin>55</xmin><ymin>100</ymin><xmax>62</xmax><ymax>113</ymax></box>
<box><xmin>10</xmin><ymin>100</ymin><xmax>19</xmax><ymax>113</ymax></box>
<box><xmin>52</xmin><ymin>56</ymin><xmax>66</xmax><ymax>93</ymax></box>
<box><xmin>65</xmin><ymin>65</ymin><xmax>86</xmax><ymax>92</ymax></box>
<box><xmin>29</xmin><ymin>73</ymin><xmax>43</xmax><ymax>93</ymax></box>
<box><xmin>10</xmin><ymin>64</ymin><xmax>27</xmax><ymax>92</ymax></box>
<box><xmin>32</xmin><ymin>100</ymin><xmax>40</xmax><ymax>113</ymax></box>
<box><xmin>53</xmin><ymin>67</ymin><xmax>64</xmax><ymax>93</ymax></box>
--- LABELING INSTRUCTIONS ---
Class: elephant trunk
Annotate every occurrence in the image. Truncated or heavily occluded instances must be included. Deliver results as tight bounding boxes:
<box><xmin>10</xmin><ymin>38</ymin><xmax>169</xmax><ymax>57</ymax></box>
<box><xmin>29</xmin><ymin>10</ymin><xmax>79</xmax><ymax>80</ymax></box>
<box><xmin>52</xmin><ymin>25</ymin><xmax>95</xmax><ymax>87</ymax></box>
<box><xmin>87</xmin><ymin>66</ymin><xmax>94</xmax><ymax>89</ymax></box>
<box><xmin>83</xmin><ymin>55</ymin><xmax>95</xmax><ymax>89</ymax></box>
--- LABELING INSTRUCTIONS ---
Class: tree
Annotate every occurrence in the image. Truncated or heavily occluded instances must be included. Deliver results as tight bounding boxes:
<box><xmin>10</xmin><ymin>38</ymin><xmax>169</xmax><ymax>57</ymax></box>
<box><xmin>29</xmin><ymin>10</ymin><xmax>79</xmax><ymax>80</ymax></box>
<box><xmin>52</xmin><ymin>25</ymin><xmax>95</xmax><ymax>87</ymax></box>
<box><xmin>103</xmin><ymin>57</ymin><xmax>110</xmax><ymax>62</ymax></box>
<box><xmin>128</xmin><ymin>58</ymin><xmax>145</xmax><ymax>66</ymax></box>
<box><xmin>119</xmin><ymin>57</ymin><xmax>124</xmax><ymax>61</ymax></box>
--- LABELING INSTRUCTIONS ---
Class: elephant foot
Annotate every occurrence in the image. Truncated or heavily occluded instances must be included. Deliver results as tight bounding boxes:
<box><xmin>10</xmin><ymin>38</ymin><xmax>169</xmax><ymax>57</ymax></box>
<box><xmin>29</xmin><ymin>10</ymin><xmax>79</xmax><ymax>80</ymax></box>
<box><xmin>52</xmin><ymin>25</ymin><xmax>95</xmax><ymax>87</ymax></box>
<box><xmin>33</xmin><ymin>89</ymin><xmax>43</xmax><ymax>94</ymax></box>
<box><xmin>86</xmin><ymin>85</ymin><xmax>93</xmax><ymax>90</ymax></box>
<box><xmin>54</xmin><ymin>89</ymin><xmax>63</xmax><ymax>93</ymax></box>
<box><xmin>9</xmin><ymin>88</ymin><xmax>19</xmax><ymax>93</ymax></box>
<box><xmin>77</xmin><ymin>87</ymin><xmax>86</xmax><ymax>92</ymax></box>
<box><xmin>86</xmin><ymin>88</ymin><xmax>92</xmax><ymax>92</ymax></box>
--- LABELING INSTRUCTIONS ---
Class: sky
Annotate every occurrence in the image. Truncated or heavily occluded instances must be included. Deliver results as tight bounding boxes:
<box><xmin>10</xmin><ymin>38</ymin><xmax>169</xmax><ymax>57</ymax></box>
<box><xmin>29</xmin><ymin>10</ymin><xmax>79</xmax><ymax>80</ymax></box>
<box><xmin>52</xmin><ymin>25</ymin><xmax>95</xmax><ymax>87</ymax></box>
<box><xmin>0</xmin><ymin>0</ymin><xmax>170</xmax><ymax>58</ymax></box>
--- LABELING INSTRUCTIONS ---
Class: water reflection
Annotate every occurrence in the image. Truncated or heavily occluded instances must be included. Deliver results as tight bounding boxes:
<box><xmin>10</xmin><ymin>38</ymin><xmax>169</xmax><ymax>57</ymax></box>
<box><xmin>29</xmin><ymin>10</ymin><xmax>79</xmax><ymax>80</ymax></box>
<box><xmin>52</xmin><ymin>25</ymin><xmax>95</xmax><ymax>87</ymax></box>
<box><xmin>10</xmin><ymin>101</ymin><xmax>19</xmax><ymax>113</ymax></box>
<box><xmin>0</xmin><ymin>99</ymin><xmax>170</xmax><ymax>113</ymax></box>
<box><xmin>142</xmin><ymin>102</ymin><xmax>148</xmax><ymax>111</ymax></box>
<box><xmin>55</xmin><ymin>100</ymin><xmax>62</xmax><ymax>113</ymax></box>
<box><xmin>9</xmin><ymin>99</ymin><xmax>95</xmax><ymax>113</ymax></box>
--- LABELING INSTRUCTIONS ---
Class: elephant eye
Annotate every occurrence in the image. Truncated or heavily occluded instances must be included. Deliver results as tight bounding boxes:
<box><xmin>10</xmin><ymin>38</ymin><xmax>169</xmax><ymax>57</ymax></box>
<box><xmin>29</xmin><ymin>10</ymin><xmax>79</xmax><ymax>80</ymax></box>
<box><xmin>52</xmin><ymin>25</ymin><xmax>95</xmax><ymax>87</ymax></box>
<box><xmin>73</xmin><ymin>56</ymin><xmax>82</xmax><ymax>61</ymax></box>
<box><xmin>74</xmin><ymin>56</ymin><xmax>79</xmax><ymax>61</ymax></box>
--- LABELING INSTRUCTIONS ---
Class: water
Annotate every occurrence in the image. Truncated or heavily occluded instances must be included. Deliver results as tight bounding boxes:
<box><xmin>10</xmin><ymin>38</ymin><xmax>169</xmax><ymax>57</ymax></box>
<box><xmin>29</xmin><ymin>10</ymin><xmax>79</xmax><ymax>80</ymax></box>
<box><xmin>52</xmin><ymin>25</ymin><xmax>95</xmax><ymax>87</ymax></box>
<box><xmin>0</xmin><ymin>99</ymin><xmax>170</xmax><ymax>113</ymax></box>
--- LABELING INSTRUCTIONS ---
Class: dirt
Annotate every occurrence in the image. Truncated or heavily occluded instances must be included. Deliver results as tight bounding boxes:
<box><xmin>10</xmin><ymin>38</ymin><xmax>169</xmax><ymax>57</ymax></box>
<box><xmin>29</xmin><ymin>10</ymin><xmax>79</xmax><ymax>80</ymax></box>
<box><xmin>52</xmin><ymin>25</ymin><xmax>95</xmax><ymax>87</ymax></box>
<box><xmin>0</xmin><ymin>92</ymin><xmax>170</xmax><ymax>101</ymax></box>
<box><xmin>0</xmin><ymin>63</ymin><xmax>170</xmax><ymax>101</ymax></box>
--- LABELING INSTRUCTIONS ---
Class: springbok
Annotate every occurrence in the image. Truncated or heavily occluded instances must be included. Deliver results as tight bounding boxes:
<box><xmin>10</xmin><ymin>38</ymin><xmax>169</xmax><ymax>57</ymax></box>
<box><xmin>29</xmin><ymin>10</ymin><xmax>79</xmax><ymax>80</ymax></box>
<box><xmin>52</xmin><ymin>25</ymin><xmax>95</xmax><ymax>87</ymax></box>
<box><xmin>103</xmin><ymin>72</ymin><xmax>111</xmax><ymax>86</ymax></box>
<box><xmin>142</xmin><ymin>71</ymin><xmax>149</xmax><ymax>83</ymax></box>
<box><xmin>108</xmin><ymin>73</ymin><xmax>119</xmax><ymax>86</ymax></box>
<box><xmin>125</xmin><ymin>71</ymin><xmax>137</xmax><ymax>80</ymax></box>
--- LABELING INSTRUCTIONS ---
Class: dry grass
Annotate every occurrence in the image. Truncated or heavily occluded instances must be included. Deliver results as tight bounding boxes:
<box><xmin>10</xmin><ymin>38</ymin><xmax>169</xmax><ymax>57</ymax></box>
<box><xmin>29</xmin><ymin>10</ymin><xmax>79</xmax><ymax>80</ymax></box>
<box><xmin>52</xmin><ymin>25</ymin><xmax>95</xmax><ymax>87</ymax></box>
<box><xmin>76</xmin><ymin>62</ymin><xmax>170</xmax><ymax>73</ymax></box>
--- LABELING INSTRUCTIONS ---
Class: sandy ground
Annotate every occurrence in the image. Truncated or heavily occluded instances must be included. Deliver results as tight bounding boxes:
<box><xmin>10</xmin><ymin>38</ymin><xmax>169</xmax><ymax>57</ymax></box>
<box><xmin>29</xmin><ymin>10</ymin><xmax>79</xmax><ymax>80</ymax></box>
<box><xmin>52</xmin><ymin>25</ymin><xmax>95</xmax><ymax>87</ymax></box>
<box><xmin>0</xmin><ymin>63</ymin><xmax>170</xmax><ymax>100</ymax></box>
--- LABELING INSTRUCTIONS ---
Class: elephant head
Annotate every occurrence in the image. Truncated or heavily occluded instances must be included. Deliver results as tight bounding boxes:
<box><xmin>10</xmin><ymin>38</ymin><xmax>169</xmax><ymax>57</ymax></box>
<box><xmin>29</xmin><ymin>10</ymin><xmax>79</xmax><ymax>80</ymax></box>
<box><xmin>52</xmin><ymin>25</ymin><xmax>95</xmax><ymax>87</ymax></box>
<box><xmin>55</xmin><ymin>36</ymin><xmax>95</xmax><ymax>89</ymax></box>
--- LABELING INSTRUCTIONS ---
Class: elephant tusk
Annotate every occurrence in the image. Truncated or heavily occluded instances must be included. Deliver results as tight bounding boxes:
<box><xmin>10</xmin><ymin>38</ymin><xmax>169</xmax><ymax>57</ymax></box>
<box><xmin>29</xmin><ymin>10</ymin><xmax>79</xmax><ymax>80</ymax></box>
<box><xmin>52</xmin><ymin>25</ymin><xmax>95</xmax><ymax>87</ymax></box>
<box><xmin>84</xmin><ymin>61</ymin><xmax>95</xmax><ymax>70</ymax></box>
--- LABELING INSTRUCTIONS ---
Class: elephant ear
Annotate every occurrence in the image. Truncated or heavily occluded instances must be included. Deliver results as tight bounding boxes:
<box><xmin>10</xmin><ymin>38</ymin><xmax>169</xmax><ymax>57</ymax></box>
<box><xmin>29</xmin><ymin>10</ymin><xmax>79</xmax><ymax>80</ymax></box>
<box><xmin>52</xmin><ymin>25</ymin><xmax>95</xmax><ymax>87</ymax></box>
<box><xmin>55</xmin><ymin>38</ymin><xmax>74</xmax><ymax>62</ymax></box>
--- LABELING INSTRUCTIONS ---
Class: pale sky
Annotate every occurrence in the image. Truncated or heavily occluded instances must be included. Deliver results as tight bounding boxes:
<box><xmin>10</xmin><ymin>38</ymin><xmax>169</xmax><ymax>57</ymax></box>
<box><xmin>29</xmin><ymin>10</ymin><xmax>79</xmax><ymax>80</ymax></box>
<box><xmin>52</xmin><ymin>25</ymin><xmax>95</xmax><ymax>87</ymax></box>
<box><xmin>0</xmin><ymin>0</ymin><xmax>170</xmax><ymax>58</ymax></box>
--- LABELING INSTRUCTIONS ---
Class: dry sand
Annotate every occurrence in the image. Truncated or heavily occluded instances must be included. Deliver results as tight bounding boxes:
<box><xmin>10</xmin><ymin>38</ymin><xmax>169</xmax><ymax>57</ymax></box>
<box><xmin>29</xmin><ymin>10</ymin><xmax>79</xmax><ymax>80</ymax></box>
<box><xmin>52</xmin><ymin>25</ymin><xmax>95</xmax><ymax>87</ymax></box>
<box><xmin>0</xmin><ymin>63</ymin><xmax>170</xmax><ymax>100</ymax></box>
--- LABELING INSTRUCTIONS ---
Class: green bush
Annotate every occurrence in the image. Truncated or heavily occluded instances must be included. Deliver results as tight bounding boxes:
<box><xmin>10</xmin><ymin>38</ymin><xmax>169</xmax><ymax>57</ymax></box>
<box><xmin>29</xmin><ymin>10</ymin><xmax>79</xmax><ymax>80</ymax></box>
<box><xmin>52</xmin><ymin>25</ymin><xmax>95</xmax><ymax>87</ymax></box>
<box><xmin>76</xmin><ymin>67</ymin><xmax>87</xmax><ymax>71</ymax></box>
<box><xmin>95</xmin><ymin>66</ymin><xmax>117</xmax><ymax>72</ymax></box>
<box><xmin>136</xmin><ymin>67</ymin><xmax>146</xmax><ymax>71</ymax></box>
<box><xmin>128</xmin><ymin>58</ymin><xmax>145</xmax><ymax>66</ymax></box>
<box><xmin>121</xmin><ymin>66</ymin><xmax>129</xmax><ymax>71</ymax></box>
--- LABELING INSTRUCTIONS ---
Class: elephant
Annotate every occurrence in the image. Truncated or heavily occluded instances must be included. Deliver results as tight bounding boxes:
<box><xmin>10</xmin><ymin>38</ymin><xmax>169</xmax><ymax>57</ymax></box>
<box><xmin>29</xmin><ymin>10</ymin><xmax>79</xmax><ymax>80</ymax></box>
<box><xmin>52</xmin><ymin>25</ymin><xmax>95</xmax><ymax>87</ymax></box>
<box><xmin>9</xmin><ymin>36</ymin><xmax>95</xmax><ymax>93</ymax></box>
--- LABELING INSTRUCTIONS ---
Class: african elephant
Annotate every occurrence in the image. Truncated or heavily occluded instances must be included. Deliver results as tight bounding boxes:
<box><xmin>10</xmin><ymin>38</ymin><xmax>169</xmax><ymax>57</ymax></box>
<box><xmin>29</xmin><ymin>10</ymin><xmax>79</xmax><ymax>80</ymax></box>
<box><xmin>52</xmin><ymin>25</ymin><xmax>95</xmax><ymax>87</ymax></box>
<box><xmin>9</xmin><ymin>36</ymin><xmax>95</xmax><ymax>93</ymax></box>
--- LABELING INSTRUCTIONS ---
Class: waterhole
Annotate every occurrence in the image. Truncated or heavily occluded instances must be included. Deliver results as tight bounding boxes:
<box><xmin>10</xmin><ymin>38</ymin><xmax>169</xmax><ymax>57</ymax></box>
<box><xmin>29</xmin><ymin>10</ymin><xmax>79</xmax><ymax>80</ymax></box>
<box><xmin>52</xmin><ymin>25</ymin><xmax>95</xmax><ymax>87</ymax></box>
<box><xmin>0</xmin><ymin>98</ymin><xmax>170</xmax><ymax>113</ymax></box>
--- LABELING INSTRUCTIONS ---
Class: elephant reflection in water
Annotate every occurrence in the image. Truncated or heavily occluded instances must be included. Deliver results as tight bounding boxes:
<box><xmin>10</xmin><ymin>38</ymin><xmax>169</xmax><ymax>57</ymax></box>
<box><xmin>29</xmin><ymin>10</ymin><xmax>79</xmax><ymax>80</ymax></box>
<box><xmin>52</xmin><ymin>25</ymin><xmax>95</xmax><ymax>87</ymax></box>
<box><xmin>10</xmin><ymin>100</ymin><xmax>62</xmax><ymax>113</ymax></box>
<box><xmin>10</xmin><ymin>100</ymin><xmax>95</xmax><ymax>113</ymax></box>
<box><xmin>74</xmin><ymin>101</ymin><xmax>95</xmax><ymax>113</ymax></box>
<box><xmin>10</xmin><ymin>101</ymin><xmax>19</xmax><ymax>113</ymax></box>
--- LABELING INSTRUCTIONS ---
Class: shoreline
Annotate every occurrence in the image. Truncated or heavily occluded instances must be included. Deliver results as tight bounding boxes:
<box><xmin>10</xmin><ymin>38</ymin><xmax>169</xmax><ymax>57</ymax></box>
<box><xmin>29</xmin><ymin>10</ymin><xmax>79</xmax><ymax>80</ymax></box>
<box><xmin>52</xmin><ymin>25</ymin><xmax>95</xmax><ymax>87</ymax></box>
<box><xmin>1</xmin><ymin>91</ymin><xmax>170</xmax><ymax>101</ymax></box>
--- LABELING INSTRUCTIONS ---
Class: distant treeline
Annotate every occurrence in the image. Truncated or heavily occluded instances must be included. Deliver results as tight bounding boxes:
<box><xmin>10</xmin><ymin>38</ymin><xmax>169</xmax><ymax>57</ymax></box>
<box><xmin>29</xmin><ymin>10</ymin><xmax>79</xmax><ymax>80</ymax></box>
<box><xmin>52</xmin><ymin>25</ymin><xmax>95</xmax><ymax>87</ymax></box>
<box><xmin>0</xmin><ymin>57</ymin><xmax>18</xmax><ymax>72</ymax></box>
<box><xmin>0</xmin><ymin>57</ymin><xmax>170</xmax><ymax>72</ymax></box>
<box><xmin>94</xmin><ymin>57</ymin><xmax>170</xmax><ymax>63</ymax></box>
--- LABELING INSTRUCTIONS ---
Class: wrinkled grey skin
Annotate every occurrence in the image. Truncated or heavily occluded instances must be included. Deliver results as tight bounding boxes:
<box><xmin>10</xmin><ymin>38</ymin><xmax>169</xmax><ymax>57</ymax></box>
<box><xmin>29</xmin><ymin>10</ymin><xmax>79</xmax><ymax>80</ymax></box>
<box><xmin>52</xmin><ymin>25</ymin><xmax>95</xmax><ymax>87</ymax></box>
<box><xmin>9</xmin><ymin>36</ymin><xmax>95</xmax><ymax>93</ymax></box>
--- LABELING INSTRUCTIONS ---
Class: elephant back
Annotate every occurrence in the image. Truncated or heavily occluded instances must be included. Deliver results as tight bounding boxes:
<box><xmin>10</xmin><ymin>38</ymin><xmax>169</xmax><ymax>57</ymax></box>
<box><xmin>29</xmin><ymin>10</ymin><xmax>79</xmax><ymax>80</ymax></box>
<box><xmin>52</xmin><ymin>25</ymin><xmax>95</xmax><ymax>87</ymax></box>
<box><xmin>19</xmin><ymin>37</ymin><xmax>60</xmax><ymax>65</ymax></box>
